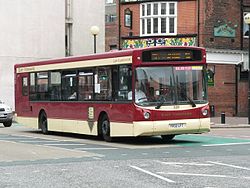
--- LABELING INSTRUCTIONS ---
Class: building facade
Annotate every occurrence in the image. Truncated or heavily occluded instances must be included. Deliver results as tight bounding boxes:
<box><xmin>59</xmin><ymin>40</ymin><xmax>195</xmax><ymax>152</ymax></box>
<box><xmin>0</xmin><ymin>0</ymin><xmax>105</xmax><ymax>109</ymax></box>
<box><xmin>104</xmin><ymin>0</ymin><xmax>250</xmax><ymax>116</ymax></box>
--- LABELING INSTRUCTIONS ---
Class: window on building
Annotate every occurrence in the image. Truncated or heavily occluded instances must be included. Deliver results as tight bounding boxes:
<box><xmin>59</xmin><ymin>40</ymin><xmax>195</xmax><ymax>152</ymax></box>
<box><xmin>244</xmin><ymin>12</ymin><xmax>250</xmax><ymax>38</ymax></box>
<box><xmin>105</xmin><ymin>14</ymin><xmax>117</xmax><ymax>23</ymax></box>
<box><xmin>140</xmin><ymin>2</ymin><xmax>177</xmax><ymax>36</ymax></box>
<box><xmin>65</xmin><ymin>23</ymin><xmax>72</xmax><ymax>56</ymax></box>
<box><xmin>106</xmin><ymin>0</ymin><xmax>114</xmax><ymax>4</ymax></box>
<box><xmin>109</xmin><ymin>45</ymin><xmax>118</xmax><ymax>50</ymax></box>
<box><xmin>124</xmin><ymin>8</ymin><xmax>132</xmax><ymax>28</ymax></box>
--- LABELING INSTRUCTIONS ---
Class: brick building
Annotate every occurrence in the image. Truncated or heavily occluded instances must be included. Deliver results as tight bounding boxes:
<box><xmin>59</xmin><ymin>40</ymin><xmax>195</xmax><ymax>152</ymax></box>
<box><xmin>105</xmin><ymin>0</ymin><xmax>250</xmax><ymax>117</ymax></box>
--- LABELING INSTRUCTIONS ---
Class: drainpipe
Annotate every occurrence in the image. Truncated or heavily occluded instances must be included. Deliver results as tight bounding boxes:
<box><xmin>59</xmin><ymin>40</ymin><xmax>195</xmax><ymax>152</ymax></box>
<box><xmin>235</xmin><ymin>64</ymin><xmax>239</xmax><ymax>116</ymax></box>
<box><xmin>240</xmin><ymin>0</ymin><xmax>243</xmax><ymax>50</ymax></box>
<box><xmin>118</xmin><ymin>0</ymin><xmax>121</xmax><ymax>50</ymax></box>
<box><xmin>197</xmin><ymin>0</ymin><xmax>200</xmax><ymax>46</ymax></box>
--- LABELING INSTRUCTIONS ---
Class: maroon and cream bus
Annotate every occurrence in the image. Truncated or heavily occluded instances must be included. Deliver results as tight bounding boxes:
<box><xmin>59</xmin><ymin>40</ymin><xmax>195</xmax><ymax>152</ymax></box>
<box><xmin>14</xmin><ymin>46</ymin><xmax>210</xmax><ymax>142</ymax></box>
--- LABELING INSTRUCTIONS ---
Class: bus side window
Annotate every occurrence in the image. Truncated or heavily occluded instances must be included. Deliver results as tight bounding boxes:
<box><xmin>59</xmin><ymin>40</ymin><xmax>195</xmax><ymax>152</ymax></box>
<box><xmin>29</xmin><ymin>73</ymin><xmax>36</xmax><ymax>100</ymax></box>
<box><xmin>36</xmin><ymin>72</ymin><xmax>49</xmax><ymax>100</ymax></box>
<box><xmin>50</xmin><ymin>72</ymin><xmax>61</xmax><ymax>101</ymax></box>
<box><xmin>117</xmin><ymin>65</ymin><xmax>132</xmax><ymax>100</ymax></box>
<box><xmin>78</xmin><ymin>70</ymin><xmax>94</xmax><ymax>100</ymax></box>
<box><xmin>22</xmin><ymin>77</ymin><xmax>28</xmax><ymax>96</ymax></box>
<box><xmin>95</xmin><ymin>67</ymin><xmax>112</xmax><ymax>100</ymax></box>
<box><xmin>61</xmin><ymin>71</ymin><xmax>77</xmax><ymax>101</ymax></box>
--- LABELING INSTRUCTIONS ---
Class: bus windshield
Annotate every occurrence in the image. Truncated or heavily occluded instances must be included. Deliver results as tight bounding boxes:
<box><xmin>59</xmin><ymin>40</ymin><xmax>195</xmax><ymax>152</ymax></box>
<box><xmin>134</xmin><ymin>66</ymin><xmax>208</xmax><ymax>107</ymax></box>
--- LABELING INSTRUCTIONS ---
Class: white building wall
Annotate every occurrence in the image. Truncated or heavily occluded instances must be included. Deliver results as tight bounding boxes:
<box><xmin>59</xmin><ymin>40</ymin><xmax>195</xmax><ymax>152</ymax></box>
<box><xmin>0</xmin><ymin>0</ymin><xmax>105</xmax><ymax>109</ymax></box>
<box><xmin>72</xmin><ymin>0</ymin><xmax>105</xmax><ymax>55</ymax></box>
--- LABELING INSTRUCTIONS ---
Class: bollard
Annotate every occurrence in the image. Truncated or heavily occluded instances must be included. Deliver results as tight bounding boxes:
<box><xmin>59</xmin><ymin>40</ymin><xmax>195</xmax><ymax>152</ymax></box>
<box><xmin>221</xmin><ymin>112</ymin><xmax>225</xmax><ymax>124</ymax></box>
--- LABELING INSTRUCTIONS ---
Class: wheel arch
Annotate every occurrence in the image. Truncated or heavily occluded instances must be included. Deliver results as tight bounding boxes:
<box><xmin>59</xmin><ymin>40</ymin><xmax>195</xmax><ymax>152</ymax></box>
<box><xmin>38</xmin><ymin>109</ymin><xmax>47</xmax><ymax>129</ymax></box>
<box><xmin>97</xmin><ymin>111</ymin><xmax>109</xmax><ymax>136</ymax></box>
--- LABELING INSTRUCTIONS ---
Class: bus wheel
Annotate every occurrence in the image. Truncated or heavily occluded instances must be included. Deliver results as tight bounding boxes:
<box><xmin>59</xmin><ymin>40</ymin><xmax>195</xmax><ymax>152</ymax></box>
<box><xmin>161</xmin><ymin>135</ymin><xmax>175</xmax><ymax>142</ymax></box>
<box><xmin>39</xmin><ymin>112</ymin><xmax>48</xmax><ymax>134</ymax></box>
<box><xmin>101</xmin><ymin>115</ymin><xmax>112</xmax><ymax>142</ymax></box>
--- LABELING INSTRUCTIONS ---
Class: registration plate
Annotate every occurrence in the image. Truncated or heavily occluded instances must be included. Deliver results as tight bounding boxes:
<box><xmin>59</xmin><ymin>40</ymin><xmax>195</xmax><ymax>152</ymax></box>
<box><xmin>169</xmin><ymin>123</ymin><xmax>186</xmax><ymax>128</ymax></box>
<box><xmin>0</xmin><ymin>114</ymin><xmax>6</xmax><ymax>118</ymax></box>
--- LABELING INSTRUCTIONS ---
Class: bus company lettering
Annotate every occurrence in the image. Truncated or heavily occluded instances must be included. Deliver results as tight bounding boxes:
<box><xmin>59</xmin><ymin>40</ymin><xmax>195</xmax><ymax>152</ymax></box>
<box><xmin>113</xmin><ymin>57</ymin><xmax>132</xmax><ymax>64</ymax></box>
<box><xmin>18</xmin><ymin>67</ymin><xmax>35</xmax><ymax>73</ymax></box>
<box><xmin>161</xmin><ymin>112</ymin><xmax>193</xmax><ymax>117</ymax></box>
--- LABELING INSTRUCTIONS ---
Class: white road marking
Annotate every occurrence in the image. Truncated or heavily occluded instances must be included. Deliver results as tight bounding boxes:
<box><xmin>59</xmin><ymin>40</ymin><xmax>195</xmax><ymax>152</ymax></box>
<box><xmin>156</xmin><ymin>161</ymin><xmax>214</xmax><ymax>166</ymax></box>
<box><xmin>75</xmin><ymin>147</ymin><xmax>118</xmax><ymax>150</ymax></box>
<box><xmin>158</xmin><ymin>172</ymin><xmax>250</xmax><ymax>179</ymax></box>
<box><xmin>130</xmin><ymin>165</ymin><xmax>175</xmax><ymax>183</ymax></box>
<box><xmin>207</xmin><ymin>161</ymin><xmax>250</xmax><ymax>171</ymax></box>
<box><xmin>0</xmin><ymin>137</ymin><xmax>36</xmax><ymax>140</ymax></box>
<box><xmin>202</xmin><ymin>142</ymin><xmax>250</xmax><ymax>147</ymax></box>
<box><xmin>92</xmin><ymin>157</ymin><xmax>102</xmax><ymax>160</ymax></box>
<box><xmin>241</xmin><ymin>136</ymin><xmax>250</xmax><ymax>138</ymax></box>
<box><xmin>19</xmin><ymin>140</ymin><xmax>60</xmax><ymax>143</ymax></box>
<box><xmin>44</xmin><ymin>143</ymin><xmax>86</xmax><ymax>146</ymax></box>
<box><xmin>163</xmin><ymin>152</ymin><xmax>170</xmax><ymax>154</ymax></box>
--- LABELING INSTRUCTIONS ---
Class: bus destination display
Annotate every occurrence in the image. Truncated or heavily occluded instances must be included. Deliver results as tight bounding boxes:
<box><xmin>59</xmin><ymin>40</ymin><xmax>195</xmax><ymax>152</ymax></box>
<box><xmin>142</xmin><ymin>49</ymin><xmax>202</xmax><ymax>62</ymax></box>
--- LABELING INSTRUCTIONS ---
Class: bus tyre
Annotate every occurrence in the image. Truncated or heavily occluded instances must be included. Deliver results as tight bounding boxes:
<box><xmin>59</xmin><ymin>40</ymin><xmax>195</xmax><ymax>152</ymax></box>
<box><xmin>3</xmin><ymin>120</ymin><xmax>12</xmax><ymax>127</ymax></box>
<box><xmin>40</xmin><ymin>112</ymin><xmax>48</xmax><ymax>134</ymax></box>
<box><xmin>161</xmin><ymin>135</ymin><xmax>175</xmax><ymax>142</ymax></box>
<box><xmin>101</xmin><ymin>115</ymin><xmax>112</xmax><ymax>142</ymax></box>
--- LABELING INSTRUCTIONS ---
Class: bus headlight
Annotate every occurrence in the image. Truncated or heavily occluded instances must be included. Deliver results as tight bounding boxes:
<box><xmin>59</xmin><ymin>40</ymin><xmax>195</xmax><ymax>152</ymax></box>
<box><xmin>202</xmin><ymin>109</ymin><xmax>209</xmax><ymax>116</ymax></box>
<box><xmin>144</xmin><ymin>112</ymin><xmax>150</xmax><ymax>120</ymax></box>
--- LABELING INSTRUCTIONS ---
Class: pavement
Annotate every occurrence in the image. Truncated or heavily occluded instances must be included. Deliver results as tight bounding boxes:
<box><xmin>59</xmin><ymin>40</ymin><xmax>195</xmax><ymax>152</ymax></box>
<box><xmin>211</xmin><ymin>116</ymin><xmax>250</xmax><ymax>128</ymax></box>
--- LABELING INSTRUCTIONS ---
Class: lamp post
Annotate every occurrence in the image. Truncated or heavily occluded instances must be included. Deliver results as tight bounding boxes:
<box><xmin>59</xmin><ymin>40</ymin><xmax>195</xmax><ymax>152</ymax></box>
<box><xmin>90</xmin><ymin>26</ymin><xmax>100</xmax><ymax>53</ymax></box>
<box><xmin>244</xmin><ymin>13</ymin><xmax>250</xmax><ymax>124</ymax></box>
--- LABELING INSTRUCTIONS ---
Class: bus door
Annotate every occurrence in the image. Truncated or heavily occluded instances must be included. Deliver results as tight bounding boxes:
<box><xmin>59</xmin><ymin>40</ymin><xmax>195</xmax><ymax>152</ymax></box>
<box><xmin>15</xmin><ymin>73</ymin><xmax>31</xmax><ymax>115</ymax></box>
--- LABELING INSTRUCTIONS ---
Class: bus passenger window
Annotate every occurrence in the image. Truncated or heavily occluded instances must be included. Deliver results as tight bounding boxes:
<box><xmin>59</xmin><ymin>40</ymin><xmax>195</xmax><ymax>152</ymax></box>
<box><xmin>50</xmin><ymin>72</ymin><xmax>61</xmax><ymax>101</ymax></box>
<box><xmin>78</xmin><ymin>70</ymin><xmax>94</xmax><ymax>100</ymax></box>
<box><xmin>22</xmin><ymin>77</ymin><xmax>28</xmax><ymax>96</ymax></box>
<box><xmin>61</xmin><ymin>71</ymin><xmax>77</xmax><ymax>101</ymax></box>
<box><xmin>118</xmin><ymin>65</ymin><xmax>132</xmax><ymax>100</ymax></box>
<box><xmin>95</xmin><ymin>67</ymin><xmax>112</xmax><ymax>100</ymax></box>
<box><xmin>29</xmin><ymin>73</ymin><xmax>36</xmax><ymax>100</ymax></box>
<box><xmin>36</xmin><ymin>72</ymin><xmax>49</xmax><ymax>100</ymax></box>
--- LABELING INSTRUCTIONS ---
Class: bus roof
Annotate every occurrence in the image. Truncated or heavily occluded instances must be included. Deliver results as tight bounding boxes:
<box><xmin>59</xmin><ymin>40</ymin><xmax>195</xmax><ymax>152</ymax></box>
<box><xmin>15</xmin><ymin>46</ymin><xmax>206</xmax><ymax>73</ymax></box>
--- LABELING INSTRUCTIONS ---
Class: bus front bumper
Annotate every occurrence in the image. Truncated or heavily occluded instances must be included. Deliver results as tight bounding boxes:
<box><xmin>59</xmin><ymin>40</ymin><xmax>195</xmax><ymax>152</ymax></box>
<box><xmin>132</xmin><ymin>118</ymin><xmax>210</xmax><ymax>137</ymax></box>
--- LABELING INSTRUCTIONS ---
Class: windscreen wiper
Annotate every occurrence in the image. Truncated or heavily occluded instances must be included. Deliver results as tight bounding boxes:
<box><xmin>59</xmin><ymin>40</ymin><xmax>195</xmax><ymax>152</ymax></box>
<box><xmin>186</xmin><ymin>95</ymin><xmax>196</xmax><ymax>107</ymax></box>
<box><xmin>155</xmin><ymin>95</ymin><xmax>166</xmax><ymax>109</ymax></box>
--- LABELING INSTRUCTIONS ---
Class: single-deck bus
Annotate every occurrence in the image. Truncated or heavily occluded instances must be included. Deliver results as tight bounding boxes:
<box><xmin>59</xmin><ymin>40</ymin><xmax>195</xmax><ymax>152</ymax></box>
<box><xmin>15</xmin><ymin>46</ymin><xmax>210</xmax><ymax>142</ymax></box>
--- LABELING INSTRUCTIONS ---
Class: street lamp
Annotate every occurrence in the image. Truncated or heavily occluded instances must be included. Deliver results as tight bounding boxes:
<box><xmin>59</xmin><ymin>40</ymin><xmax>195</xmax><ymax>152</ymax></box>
<box><xmin>90</xmin><ymin>26</ymin><xmax>100</xmax><ymax>53</ymax></box>
<box><xmin>244</xmin><ymin>13</ymin><xmax>250</xmax><ymax>124</ymax></box>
